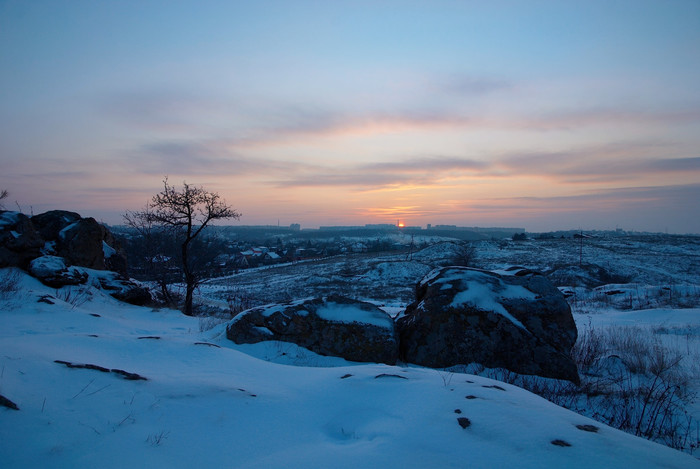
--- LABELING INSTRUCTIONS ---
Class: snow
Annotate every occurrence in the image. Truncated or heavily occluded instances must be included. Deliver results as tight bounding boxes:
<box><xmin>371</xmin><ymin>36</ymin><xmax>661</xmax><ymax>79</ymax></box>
<box><xmin>28</xmin><ymin>255</ymin><xmax>67</xmax><ymax>275</ymax></box>
<box><xmin>315</xmin><ymin>302</ymin><xmax>394</xmax><ymax>329</ymax></box>
<box><xmin>41</xmin><ymin>241</ymin><xmax>56</xmax><ymax>255</ymax></box>
<box><xmin>58</xmin><ymin>221</ymin><xmax>79</xmax><ymax>239</ymax></box>
<box><xmin>451</xmin><ymin>281</ymin><xmax>530</xmax><ymax>331</ymax></box>
<box><xmin>429</xmin><ymin>268</ymin><xmax>536</xmax><ymax>331</ymax></box>
<box><xmin>1</xmin><ymin>268</ymin><xmax>697</xmax><ymax>468</ymax></box>
<box><xmin>0</xmin><ymin>210</ymin><xmax>21</xmax><ymax>227</ymax></box>
<box><xmin>103</xmin><ymin>241</ymin><xmax>116</xmax><ymax>259</ymax></box>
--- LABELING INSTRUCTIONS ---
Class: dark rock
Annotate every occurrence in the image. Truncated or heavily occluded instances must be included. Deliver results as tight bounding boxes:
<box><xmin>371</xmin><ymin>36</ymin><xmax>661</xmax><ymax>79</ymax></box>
<box><xmin>457</xmin><ymin>417</ymin><xmax>471</xmax><ymax>429</ymax></box>
<box><xmin>30</xmin><ymin>210</ymin><xmax>127</xmax><ymax>274</ymax></box>
<box><xmin>2</xmin><ymin>210</ymin><xmax>127</xmax><ymax>275</ymax></box>
<box><xmin>193</xmin><ymin>342</ymin><xmax>221</xmax><ymax>348</ymax></box>
<box><xmin>54</xmin><ymin>360</ymin><xmax>147</xmax><ymax>380</ymax></box>
<box><xmin>60</xmin><ymin>218</ymin><xmax>110</xmax><ymax>270</ymax></box>
<box><xmin>551</xmin><ymin>439</ymin><xmax>572</xmax><ymax>447</ymax></box>
<box><xmin>0</xmin><ymin>394</ymin><xmax>19</xmax><ymax>410</ymax></box>
<box><xmin>397</xmin><ymin>266</ymin><xmax>579</xmax><ymax>383</ymax></box>
<box><xmin>29</xmin><ymin>256</ymin><xmax>88</xmax><ymax>287</ymax></box>
<box><xmin>374</xmin><ymin>373</ymin><xmax>407</xmax><ymax>379</ymax></box>
<box><xmin>482</xmin><ymin>384</ymin><xmax>506</xmax><ymax>391</ymax></box>
<box><xmin>95</xmin><ymin>271</ymin><xmax>151</xmax><ymax>305</ymax></box>
<box><xmin>30</xmin><ymin>210</ymin><xmax>82</xmax><ymax>240</ymax></box>
<box><xmin>37</xmin><ymin>295</ymin><xmax>55</xmax><ymax>304</ymax></box>
<box><xmin>226</xmin><ymin>295</ymin><xmax>399</xmax><ymax>365</ymax></box>
<box><xmin>0</xmin><ymin>211</ymin><xmax>44</xmax><ymax>269</ymax></box>
<box><xmin>576</xmin><ymin>424</ymin><xmax>600</xmax><ymax>433</ymax></box>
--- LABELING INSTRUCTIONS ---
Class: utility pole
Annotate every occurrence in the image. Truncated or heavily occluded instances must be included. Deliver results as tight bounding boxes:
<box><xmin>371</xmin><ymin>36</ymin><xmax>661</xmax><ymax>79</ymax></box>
<box><xmin>406</xmin><ymin>234</ymin><xmax>415</xmax><ymax>261</ymax></box>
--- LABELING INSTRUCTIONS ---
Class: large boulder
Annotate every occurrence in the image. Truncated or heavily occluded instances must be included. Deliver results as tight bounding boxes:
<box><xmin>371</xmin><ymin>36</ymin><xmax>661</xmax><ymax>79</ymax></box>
<box><xmin>29</xmin><ymin>256</ymin><xmax>88</xmax><ymax>288</ymax></box>
<box><xmin>0</xmin><ymin>212</ymin><xmax>44</xmax><ymax>269</ymax></box>
<box><xmin>397</xmin><ymin>266</ymin><xmax>579</xmax><ymax>383</ymax></box>
<box><xmin>30</xmin><ymin>210</ymin><xmax>82</xmax><ymax>241</ymax></box>
<box><xmin>227</xmin><ymin>295</ymin><xmax>399</xmax><ymax>365</ymax></box>
<box><xmin>93</xmin><ymin>271</ymin><xmax>152</xmax><ymax>306</ymax></box>
<box><xmin>31</xmin><ymin>211</ymin><xmax>128</xmax><ymax>274</ymax></box>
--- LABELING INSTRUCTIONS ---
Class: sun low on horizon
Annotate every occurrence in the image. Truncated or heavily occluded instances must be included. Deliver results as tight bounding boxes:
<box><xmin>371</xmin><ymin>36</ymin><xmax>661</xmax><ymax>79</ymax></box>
<box><xmin>1</xmin><ymin>1</ymin><xmax>699</xmax><ymax>233</ymax></box>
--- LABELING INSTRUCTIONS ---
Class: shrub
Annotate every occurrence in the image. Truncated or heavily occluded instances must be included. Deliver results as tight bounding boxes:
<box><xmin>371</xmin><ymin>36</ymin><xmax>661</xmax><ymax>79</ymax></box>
<box><xmin>0</xmin><ymin>269</ymin><xmax>22</xmax><ymax>299</ymax></box>
<box><xmin>454</xmin><ymin>323</ymin><xmax>699</xmax><ymax>454</ymax></box>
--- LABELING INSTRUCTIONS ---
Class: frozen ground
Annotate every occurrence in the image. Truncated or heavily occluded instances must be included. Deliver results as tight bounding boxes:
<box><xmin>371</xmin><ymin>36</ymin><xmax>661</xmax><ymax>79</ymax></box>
<box><xmin>200</xmin><ymin>234</ymin><xmax>700</xmax><ymax>310</ymax></box>
<box><xmin>1</xmin><ymin>269</ymin><xmax>698</xmax><ymax>468</ymax></box>
<box><xmin>1</xmin><ymin>233</ymin><xmax>699</xmax><ymax>466</ymax></box>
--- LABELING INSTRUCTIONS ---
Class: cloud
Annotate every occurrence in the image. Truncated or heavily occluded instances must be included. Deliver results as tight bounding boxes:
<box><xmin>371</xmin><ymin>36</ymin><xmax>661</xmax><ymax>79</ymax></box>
<box><xmin>232</xmin><ymin>105</ymin><xmax>700</xmax><ymax>150</ymax></box>
<box><xmin>272</xmin><ymin>156</ymin><xmax>488</xmax><ymax>189</ymax></box>
<box><xmin>649</xmin><ymin>156</ymin><xmax>700</xmax><ymax>171</ymax></box>
<box><xmin>97</xmin><ymin>84</ymin><xmax>700</xmax><ymax>153</ymax></box>
<box><xmin>98</xmin><ymin>89</ymin><xmax>224</xmax><ymax>132</ymax></box>
<box><xmin>496</xmin><ymin>145</ymin><xmax>700</xmax><ymax>184</ymax></box>
<box><xmin>515</xmin><ymin>108</ymin><xmax>700</xmax><ymax>131</ymax></box>
<box><xmin>451</xmin><ymin>183</ymin><xmax>700</xmax><ymax>216</ymax></box>
<box><xmin>133</xmin><ymin>140</ymin><xmax>303</xmax><ymax>176</ymax></box>
<box><xmin>364</xmin><ymin>157</ymin><xmax>487</xmax><ymax>173</ymax></box>
<box><xmin>270</xmin><ymin>142</ymin><xmax>700</xmax><ymax>190</ymax></box>
<box><xmin>432</xmin><ymin>183</ymin><xmax>700</xmax><ymax>233</ymax></box>
<box><xmin>436</xmin><ymin>75</ymin><xmax>512</xmax><ymax>96</ymax></box>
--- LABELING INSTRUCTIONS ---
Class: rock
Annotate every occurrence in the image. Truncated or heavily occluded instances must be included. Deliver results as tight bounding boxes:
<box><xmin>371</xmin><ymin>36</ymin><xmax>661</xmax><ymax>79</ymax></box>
<box><xmin>397</xmin><ymin>266</ymin><xmax>579</xmax><ymax>383</ymax></box>
<box><xmin>226</xmin><ymin>295</ymin><xmax>399</xmax><ymax>365</ymax></box>
<box><xmin>0</xmin><ymin>211</ymin><xmax>44</xmax><ymax>269</ymax></box>
<box><xmin>61</xmin><ymin>218</ymin><xmax>106</xmax><ymax>269</ymax></box>
<box><xmin>30</xmin><ymin>210</ymin><xmax>82</xmax><ymax>240</ymax></box>
<box><xmin>29</xmin><ymin>256</ymin><xmax>88</xmax><ymax>288</ymax></box>
<box><xmin>30</xmin><ymin>211</ymin><xmax>128</xmax><ymax>274</ymax></box>
<box><xmin>95</xmin><ymin>272</ymin><xmax>152</xmax><ymax>305</ymax></box>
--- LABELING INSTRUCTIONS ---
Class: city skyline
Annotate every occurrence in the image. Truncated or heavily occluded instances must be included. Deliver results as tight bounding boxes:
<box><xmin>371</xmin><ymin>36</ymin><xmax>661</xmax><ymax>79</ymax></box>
<box><xmin>2</xmin><ymin>1</ymin><xmax>699</xmax><ymax>233</ymax></box>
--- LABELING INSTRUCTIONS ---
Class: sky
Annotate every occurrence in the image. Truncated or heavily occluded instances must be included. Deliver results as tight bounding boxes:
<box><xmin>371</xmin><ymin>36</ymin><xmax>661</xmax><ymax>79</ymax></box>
<box><xmin>1</xmin><ymin>0</ymin><xmax>699</xmax><ymax>233</ymax></box>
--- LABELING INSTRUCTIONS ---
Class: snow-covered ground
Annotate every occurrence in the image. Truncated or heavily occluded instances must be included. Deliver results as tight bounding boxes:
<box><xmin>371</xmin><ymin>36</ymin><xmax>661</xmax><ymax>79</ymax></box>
<box><xmin>1</xmin><ymin>268</ymin><xmax>698</xmax><ymax>468</ymax></box>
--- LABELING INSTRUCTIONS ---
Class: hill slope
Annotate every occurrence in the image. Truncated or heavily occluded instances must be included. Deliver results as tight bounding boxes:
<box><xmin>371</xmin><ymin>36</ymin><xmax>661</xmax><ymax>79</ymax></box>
<box><xmin>0</xmin><ymin>269</ymin><xmax>696</xmax><ymax>468</ymax></box>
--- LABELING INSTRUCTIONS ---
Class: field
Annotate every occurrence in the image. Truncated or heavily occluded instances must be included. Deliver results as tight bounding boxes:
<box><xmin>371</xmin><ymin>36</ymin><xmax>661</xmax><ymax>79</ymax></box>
<box><xmin>197</xmin><ymin>233</ymin><xmax>700</xmax><ymax>453</ymax></box>
<box><xmin>1</xmin><ymin>232</ymin><xmax>699</xmax><ymax>466</ymax></box>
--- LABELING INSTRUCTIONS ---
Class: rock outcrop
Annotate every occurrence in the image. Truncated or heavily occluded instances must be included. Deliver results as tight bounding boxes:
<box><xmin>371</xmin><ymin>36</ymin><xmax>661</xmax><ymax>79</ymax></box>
<box><xmin>0</xmin><ymin>212</ymin><xmax>44</xmax><ymax>269</ymax></box>
<box><xmin>397</xmin><ymin>266</ymin><xmax>579</xmax><ymax>383</ymax></box>
<box><xmin>29</xmin><ymin>256</ymin><xmax>89</xmax><ymax>288</ymax></box>
<box><xmin>1</xmin><ymin>210</ymin><xmax>147</xmax><ymax>305</ymax></box>
<box><xmin>227</xmin><ymin>295</ymin><xmax>399</xmax><ymax>365</ymax></box>
<box><xmin>30</xmin><ymin>210</ymin><xmax>127</xmax><ymax>274</ymax></box>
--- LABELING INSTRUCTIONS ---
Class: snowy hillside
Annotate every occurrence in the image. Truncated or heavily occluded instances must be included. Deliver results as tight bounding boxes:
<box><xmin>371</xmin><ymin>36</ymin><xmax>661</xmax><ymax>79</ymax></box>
<box><xmin>1</xmin><ymin>269</ymin><xmax>697</xmax><ymax>468</ymax></box>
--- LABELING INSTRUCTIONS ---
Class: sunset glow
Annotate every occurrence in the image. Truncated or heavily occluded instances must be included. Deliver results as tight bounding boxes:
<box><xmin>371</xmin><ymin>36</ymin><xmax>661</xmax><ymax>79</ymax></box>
<box><xmin>1</xmin><ymin>1</ymin><xmax>699</xmax><ymax>232</ymax></box>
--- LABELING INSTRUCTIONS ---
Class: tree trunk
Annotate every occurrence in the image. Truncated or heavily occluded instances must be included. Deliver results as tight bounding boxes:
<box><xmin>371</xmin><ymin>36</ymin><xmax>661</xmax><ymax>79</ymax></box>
<box><xmin>182</xmin><ymin>239</ymin><xmax>194</xmax><ymax>316</ymax></box>
<box><xmin>184</xmin><ymin>281</ymin><xmax>195</xmax><ymax>316</ymax></box>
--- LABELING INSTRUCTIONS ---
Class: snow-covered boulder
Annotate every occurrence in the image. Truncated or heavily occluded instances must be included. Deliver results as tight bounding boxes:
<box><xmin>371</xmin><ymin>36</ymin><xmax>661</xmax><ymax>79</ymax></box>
<box><xmin>397</xmin><ymin>266</ymin><xmax>579</xmax><ymax>383</ymax></box>
<box><xmin>27</xmin><ymin>256</ymin><xmax>150</xmax><ymax>305</ymax></box>
<box><xmin>29</xmin><ymin>255</ymin><xmax>88</xmax><ymax>288</ymax></box>
<box><xmin>1</xmin><ymin>210</ymin><xmax>127</xmax><ymax>275</ymax></box>
<box><xmin>226</xmin><ymin>295</ymin><xmax>399</xmax><ymax>365</ymax></box>
<box><xmin>91</xmin><ymin>270</ymin><xmax>152</xmax><ymax>306</ymax></box>
<box><xmin>31</xmin><ymin>210</ymin><xmax>127</xmax><ymax>274</ymax></box>
<box><xmin>0</xmin><ymin>211</ymin><xmax>44</xmax><ymax>269</ymax></box>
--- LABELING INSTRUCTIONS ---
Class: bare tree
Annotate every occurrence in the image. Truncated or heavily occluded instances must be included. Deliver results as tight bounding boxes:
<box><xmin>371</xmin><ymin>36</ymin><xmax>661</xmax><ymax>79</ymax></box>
<box><xmin>0</xmin><ymin>189</ymin><xmax>8</xmax><ymax>209</ymax></box>
<box><xmin>452</xmin><ymin>242</ymin><xmax>477</xmax><ymax>267</ymax></box>
<box><xmin>124</xmin><ymin>203</ymin><xmax>178</xmax><ymax>306</ymax></box>
<box><xmin>127</xmin><ymin>178</ymin><xmax>240</xmax><ymax>315</ymax></box>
